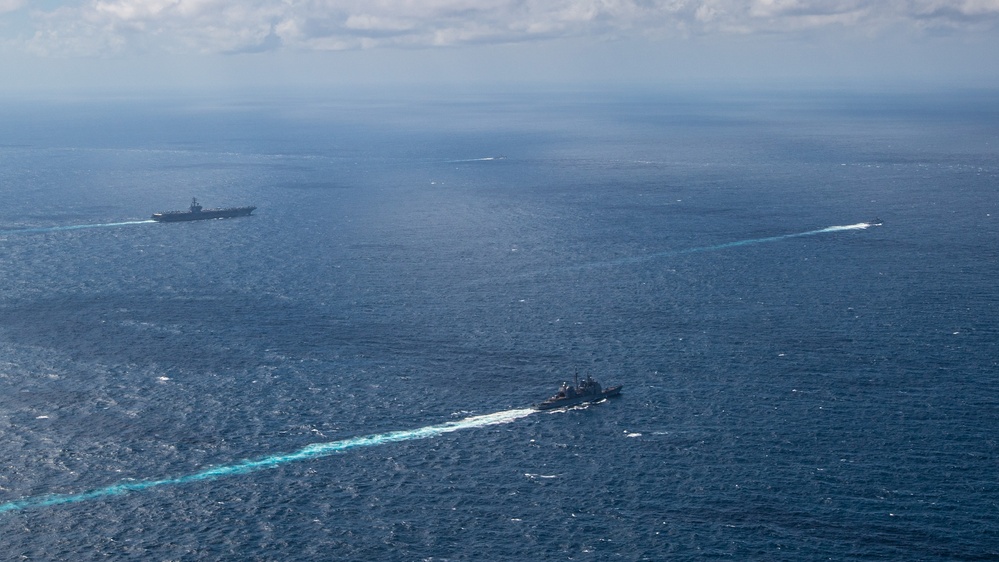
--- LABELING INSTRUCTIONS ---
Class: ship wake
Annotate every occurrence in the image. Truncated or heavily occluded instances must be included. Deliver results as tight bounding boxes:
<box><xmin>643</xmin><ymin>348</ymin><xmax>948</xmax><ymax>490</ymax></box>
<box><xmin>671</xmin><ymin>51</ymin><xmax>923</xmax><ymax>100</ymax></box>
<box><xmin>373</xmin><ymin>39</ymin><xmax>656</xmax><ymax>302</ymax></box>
<box><xmin>538</xmin><ymin>221</ymin><xmax>879</xmax><ymax>277</ymax></box>
<box><xmin>0</xmin><ymin>220</ymin><xmax>156</xmax><ymax>236</ymax></box>
<box><xmin>670</xmin><ymin>221</ymin><xmax>877</xmax><ymax>255</ymax></box>
<box><xmin>0</xmin><ymin>408</ymin><xmax>535</xmax><ymax>515</ymax></box>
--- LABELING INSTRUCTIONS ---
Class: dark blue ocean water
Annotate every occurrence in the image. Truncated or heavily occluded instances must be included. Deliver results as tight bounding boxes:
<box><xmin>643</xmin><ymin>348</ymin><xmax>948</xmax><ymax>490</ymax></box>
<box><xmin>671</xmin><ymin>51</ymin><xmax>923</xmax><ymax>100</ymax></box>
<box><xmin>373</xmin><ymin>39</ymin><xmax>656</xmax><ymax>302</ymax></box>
<box><xmin>0</xmin><ymin>89</ymin><xmax>996</xmax><ymax>560</ymax></box>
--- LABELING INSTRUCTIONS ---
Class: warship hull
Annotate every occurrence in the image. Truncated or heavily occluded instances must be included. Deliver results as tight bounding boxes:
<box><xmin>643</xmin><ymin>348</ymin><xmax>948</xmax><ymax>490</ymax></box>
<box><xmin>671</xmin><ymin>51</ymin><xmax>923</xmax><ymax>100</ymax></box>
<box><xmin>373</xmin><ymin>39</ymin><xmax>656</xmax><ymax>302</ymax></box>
<box><xmin>535</xmin><ymin>384</ymin><xmax>622</xmax><ymax>411</ymax></box>
<box><xmin>152</xmin><ymin>198</ymin><xmax>256</xmax><ymax>222</ymax></box>
<box><xmin>152</xmin><ymin>207</ymin><xmax>256</xmax><ymax>222</ymax></box>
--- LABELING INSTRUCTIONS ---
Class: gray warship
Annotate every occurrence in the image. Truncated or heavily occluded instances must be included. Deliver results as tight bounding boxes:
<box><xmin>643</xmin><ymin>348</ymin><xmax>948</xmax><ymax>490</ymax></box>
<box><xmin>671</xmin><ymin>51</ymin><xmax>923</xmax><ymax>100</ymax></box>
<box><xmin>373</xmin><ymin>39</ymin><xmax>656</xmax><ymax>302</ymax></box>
<box><xmin>152</xmin><ymin>198</ymin><xmax>256</xmax><ymax>222</ymax></box>
<box><xmin>535</xmin><ymin>374</ymin><xmax>622</xmax><ymax>410</ymax></box>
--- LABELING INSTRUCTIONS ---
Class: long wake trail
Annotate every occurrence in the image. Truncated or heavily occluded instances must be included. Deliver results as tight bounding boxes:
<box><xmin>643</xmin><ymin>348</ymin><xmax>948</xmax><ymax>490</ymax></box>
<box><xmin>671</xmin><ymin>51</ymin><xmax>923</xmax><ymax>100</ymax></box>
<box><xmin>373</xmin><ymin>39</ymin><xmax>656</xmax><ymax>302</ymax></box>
<box><xmin>0</xmin><ymin>222</ymin><xmax>874</xmax><ymax>514</ymax></box>
<box><xmin>0</xmin><ymin>220</ymin><xmax>156</xmax><ymax>236</ymax></box>
<box><xmin>553</xmin><ymin>222</ymin><xmax>877</xmax><ymax>276</ymax></box>
<box><xmin>631</xmin><ymin>221</ymin><xmax>875</xmax><ymax>262</ymax></box>
<box><xmin>0</xmin><ymin>408</ymin><xmax>535</xmax><ymax>515</ymax></box>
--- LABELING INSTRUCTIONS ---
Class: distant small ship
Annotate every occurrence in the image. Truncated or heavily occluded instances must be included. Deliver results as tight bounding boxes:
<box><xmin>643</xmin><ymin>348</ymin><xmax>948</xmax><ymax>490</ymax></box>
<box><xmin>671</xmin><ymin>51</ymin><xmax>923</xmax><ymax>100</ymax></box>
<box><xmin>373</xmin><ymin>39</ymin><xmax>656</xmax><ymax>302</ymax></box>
<box><xmin>152</xmin><ymin>198</ymin><xmax>256</xmax><ymax>222</ymax></box>
<box><xmin>535</xmin><ymin>374</ymin><xmax>622</xmax><ymax>411</ymax></box>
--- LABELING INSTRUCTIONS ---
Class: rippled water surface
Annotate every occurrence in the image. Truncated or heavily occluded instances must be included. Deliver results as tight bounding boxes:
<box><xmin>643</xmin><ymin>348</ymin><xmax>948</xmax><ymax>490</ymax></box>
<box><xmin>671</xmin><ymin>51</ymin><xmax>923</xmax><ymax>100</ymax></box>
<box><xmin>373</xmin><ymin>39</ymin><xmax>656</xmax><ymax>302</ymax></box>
<box><xmin>0</xmin><ymin>90</ymin><xmax>996</xmax><ymax>560</ymax></box>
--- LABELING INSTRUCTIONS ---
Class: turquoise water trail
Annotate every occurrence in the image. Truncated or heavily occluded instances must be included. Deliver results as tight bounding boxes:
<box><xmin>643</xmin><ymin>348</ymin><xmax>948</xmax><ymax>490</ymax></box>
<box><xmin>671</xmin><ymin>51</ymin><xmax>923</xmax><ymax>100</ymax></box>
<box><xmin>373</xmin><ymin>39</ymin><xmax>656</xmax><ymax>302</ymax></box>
<box><xmin>0</xmin><ymin>408</ymin><xmax>536</xmax><ymax>515</ymax></box>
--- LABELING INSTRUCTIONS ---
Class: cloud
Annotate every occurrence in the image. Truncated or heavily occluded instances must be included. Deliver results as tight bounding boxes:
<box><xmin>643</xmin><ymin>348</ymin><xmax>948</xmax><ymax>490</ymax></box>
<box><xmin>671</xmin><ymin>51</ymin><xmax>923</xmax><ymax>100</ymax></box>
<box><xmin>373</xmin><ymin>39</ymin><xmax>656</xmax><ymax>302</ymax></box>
<box><xmin>0</xmin><ymin>0</ymin><xmax>24</xmax><ymax>14</ymax></box>
<box><xmin>11</xmin><ymin>0</ymin><xmax>999</xmax><ymax>57</ymax></box>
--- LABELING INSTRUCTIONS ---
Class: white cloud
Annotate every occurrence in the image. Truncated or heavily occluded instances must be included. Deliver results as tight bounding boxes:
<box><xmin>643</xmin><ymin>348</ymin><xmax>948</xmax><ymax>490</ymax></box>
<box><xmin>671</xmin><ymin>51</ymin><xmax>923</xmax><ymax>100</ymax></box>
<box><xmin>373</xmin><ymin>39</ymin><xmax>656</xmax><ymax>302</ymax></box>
<box><xmin>0</xmin><ymin>0</ymin><xmax>23</xmax><ymax>15</ymax></box>
<box><xmin>9</xmin><ymin>0</ymin><xmax>999</xmax><ymax>57</ymax></box>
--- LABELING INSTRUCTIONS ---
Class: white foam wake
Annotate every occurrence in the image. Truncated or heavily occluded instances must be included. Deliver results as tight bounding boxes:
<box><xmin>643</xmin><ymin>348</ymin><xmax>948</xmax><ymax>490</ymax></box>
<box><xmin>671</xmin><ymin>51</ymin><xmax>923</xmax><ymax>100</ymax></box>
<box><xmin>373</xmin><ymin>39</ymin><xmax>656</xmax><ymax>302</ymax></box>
<box><xmin>445</xmin><ymin>156</ymin><xmax>505</xmax><ymax>163</ymax></box>
<box><xmin>0</xmin><ymin>220</ymin><xmax>156</xmax><ymax>236</ymax></box>
<box><xmin>493</xmin><ymin>221</ymin><xmax>880</xmax><ymax>279</ymax></box>
<box><xmin>0</xmin><ymin>408</ymin><xmax>535</xmax><ymax>515</ymax></box>
<box><xmin>819</xmin><ymin>222</ymin><xmax>872</xmax><ymax>232</ymax></box>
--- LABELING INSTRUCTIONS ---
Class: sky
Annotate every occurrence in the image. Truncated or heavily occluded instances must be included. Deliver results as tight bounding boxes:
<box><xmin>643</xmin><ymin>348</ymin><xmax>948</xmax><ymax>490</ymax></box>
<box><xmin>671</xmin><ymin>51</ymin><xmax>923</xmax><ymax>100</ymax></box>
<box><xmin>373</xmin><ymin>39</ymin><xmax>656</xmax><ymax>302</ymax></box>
<box><xmin>2</xmin><ymin>1</ymin><xmax>999</xmax><ymax>94</ymax></box>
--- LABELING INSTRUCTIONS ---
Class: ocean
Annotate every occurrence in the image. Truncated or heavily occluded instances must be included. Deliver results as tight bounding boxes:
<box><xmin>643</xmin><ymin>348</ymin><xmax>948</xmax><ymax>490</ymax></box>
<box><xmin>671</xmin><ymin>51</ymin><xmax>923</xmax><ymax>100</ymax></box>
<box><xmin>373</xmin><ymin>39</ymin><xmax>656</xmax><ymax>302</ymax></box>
<box><xmin>0</xmin><ymin>88</ymin><xmax>996</xmax><ymax>560</ymax></box>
